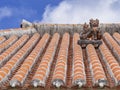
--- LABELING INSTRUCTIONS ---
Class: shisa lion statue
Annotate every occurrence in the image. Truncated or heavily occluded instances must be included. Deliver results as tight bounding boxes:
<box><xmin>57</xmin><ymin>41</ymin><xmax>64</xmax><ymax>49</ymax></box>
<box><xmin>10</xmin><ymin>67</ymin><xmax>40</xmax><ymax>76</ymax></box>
<box><xmin>78</xmin><ymin>19</ymin><xmax>102</xmax><ymax>48</ymax></box>
<box><xmin>80</xmin><ymin>19</ymin><xmax>102</xmax><ymax>40</ymax></box>
<box><xmin>89</xmin><ymin>19</ymin><xmax>102</xmax><ymax>40</ymax></box>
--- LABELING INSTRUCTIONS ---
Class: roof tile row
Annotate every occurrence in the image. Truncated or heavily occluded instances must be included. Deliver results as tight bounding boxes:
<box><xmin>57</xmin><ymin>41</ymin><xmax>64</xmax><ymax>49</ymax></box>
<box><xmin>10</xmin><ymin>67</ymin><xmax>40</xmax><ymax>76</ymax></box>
<box><xmin>113</xmin><ymin>32</ymin><xmax>120</xmax><ymax>45</ymax></box>
<box><xmin>32</xmin><ymin>33</ymin><xmax>60</xmax><ymax>87</ymax></box>
<box><xmin>0</xmin><ymin>36</ymin><xmax>6</xmax><ymax>44</ymax></box>
<box><xmin>0</xmin><ymin>35</ymin><xmax>18</xmax><ymax>54</ymax></box>
<box><xmin>52</xmin><ymin>33</ymin><xmax>70</xmax><ymax>88</ymax></box>
<box><xmin>99</xmin><ymin>42</ymin><xmax>120</xmax><ymax>86</ymax></box>
<box><xmin>10</xmin><ymin>33</ymin><xmax>50</xmax><ymax>87</ymax></box>
<box><xmin>0</xmin><ymin>33</ymin><xmax>40</xmax><ymax>84</ymax></box>
<box><xmin>72</xmin><ymin>33</ymin><xmax>86</xmax><ymax>87</ymax></box>
<box><xmin>87</xmin><ymin>44</ymin><xmax>107</xmax><ymax>87</ymax></box>
<box><xmin>103</xmin><ymin>32</ymin><xmax>120</xmax><ymax>61</ymax></box>
<box><xmin>0</xmin><ymin>34</ymin><xmax>29</xmax><ymax>67</ymax></box>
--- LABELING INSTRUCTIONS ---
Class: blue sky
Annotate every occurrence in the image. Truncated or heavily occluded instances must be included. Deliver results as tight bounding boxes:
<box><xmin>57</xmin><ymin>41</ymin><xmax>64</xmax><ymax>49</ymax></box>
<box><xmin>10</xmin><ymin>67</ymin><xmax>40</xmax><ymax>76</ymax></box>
<box><xmin>0</xmin><ymin>0</ymin><xmax>62</xmax><ymax>29</ymax></box>
<box><xmin>0</xmin><ymin>0</ymin><xmax>120</xmax><ymax>29</ymax></box>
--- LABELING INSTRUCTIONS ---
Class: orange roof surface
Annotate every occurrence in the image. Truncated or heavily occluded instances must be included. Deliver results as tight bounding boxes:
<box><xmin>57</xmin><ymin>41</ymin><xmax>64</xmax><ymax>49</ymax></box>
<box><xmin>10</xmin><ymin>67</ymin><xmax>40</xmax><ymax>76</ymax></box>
<box><xmin>0</xmin><ymin>28</ymin><xmax>120</xmax><ymax>90</ymax></box>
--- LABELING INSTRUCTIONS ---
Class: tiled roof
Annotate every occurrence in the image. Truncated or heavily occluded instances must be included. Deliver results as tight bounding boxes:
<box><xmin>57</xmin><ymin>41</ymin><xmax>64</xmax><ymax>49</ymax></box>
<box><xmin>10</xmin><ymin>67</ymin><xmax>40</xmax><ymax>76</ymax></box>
<box><xmin>0</xmin><ymin>28</ymin><xmax>120</xmax><ymax>89</ymax></box>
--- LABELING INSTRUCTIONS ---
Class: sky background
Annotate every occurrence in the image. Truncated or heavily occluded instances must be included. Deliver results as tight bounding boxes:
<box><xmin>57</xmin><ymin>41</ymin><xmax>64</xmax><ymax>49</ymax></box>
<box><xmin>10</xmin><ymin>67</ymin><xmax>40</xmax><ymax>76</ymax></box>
<box><xmin>0</xmin><ymin>0</ymin><xmax>120</xmax><ymax>29</ymax></box>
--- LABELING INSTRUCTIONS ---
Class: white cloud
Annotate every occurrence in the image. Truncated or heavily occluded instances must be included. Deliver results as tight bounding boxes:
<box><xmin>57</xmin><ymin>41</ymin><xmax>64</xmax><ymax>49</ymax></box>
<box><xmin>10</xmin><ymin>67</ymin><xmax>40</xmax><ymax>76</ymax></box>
<box><xmin>0</xmin><ymin>7</ymin><xmax>12</xmax><ymax>21</ymax></box>
<box><xmin>41</xmin><ymin>0</ymin><xmax>120</xmax><ymax>23</ymax></box>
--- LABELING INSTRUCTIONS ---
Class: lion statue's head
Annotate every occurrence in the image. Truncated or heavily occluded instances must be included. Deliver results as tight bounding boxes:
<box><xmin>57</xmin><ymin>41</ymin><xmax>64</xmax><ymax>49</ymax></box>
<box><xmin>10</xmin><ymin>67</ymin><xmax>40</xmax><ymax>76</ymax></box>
<box><xmin>89</xmin><ymin>19</ymin><xmax>99</xmax><ymax>28</ymax></box>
